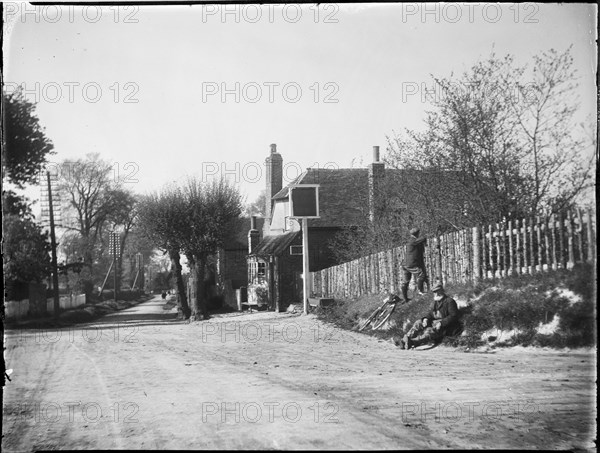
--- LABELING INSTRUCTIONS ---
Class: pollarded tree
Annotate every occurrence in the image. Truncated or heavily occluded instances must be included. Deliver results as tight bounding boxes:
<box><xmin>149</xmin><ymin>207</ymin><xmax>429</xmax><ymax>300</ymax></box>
<box><xmin>137</xmin><ymin>186</ymin><xmax>192</xmax><ymax>318</ymax></box>
<box><xmin>179</xmin><ymin>177</ymin><xmax>243</xmax><ymax>320</ymax></box>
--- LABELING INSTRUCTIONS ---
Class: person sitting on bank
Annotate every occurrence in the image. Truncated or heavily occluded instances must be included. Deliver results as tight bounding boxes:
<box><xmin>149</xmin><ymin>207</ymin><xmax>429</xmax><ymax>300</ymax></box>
<box><xmin>397</xmin><ymin>316</ymin><xmax>435</xmax><ymax>348</ymax></box>
<box><xmin>399</xmin><ymin>282</ymin><xmax>460</xmax><ymax>350</ymax></box>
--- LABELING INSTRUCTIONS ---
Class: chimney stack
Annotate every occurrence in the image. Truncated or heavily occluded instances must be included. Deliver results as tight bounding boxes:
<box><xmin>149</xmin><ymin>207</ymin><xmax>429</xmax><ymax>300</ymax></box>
<box><xmin>248</xmin><ymin>215</ymin><xmax>260</xmax><ymax>253</ymax></box>
<box><xmin>368</xmin><ymin>145</ymin><xmax>385</xmax><ymax>222</ymax></box>
<box><xmin>264</xmin><ymin>143</ymin><xmax>283</xmax><ymax>236</ymax></box>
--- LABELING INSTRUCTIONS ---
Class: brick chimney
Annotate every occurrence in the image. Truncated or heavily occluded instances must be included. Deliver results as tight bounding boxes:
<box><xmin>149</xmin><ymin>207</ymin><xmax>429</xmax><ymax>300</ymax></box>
<box><xmin>264</xmin><ymin>143</ymin><xmax>283</xmax><ymax>235</ymax></box>
<box><xmin>368</xmin><ymin>145</ymin><xmax>385</xmax><ymax>222</ymax></box>
<box><xmin>248</xmin><ymin>215</ymin><xmax>260</xmax><ymax>253</ymax></box>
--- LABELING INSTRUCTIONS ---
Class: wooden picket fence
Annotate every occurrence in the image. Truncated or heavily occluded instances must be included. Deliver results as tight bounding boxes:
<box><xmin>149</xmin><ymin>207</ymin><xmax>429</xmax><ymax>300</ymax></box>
<box><xmin>310</xmin><ymin>207</ymin><xmax>596</xmax><ymax>299</ymax></box>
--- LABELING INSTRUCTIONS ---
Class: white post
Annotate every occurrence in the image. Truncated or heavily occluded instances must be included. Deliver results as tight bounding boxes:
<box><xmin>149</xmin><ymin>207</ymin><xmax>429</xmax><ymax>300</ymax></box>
<box><xmin>302</xmin><ymin>217</ymin><xmax>310</xmax><ymax>315</ymax></box>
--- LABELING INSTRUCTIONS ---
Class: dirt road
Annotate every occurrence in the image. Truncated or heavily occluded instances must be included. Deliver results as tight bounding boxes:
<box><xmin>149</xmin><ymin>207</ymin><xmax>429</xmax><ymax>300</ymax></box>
<box><xmin>2</xmin><ymin>296</ymin><xmax>596</xmax><ymax>450</ymax></box>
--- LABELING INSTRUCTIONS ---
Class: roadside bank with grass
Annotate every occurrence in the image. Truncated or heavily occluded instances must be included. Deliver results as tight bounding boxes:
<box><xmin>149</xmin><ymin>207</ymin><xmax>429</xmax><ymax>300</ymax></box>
<box><xmin>315</xmin><ymin>263</ymin><xmax>596</xmax><ymax>350</ymax></box>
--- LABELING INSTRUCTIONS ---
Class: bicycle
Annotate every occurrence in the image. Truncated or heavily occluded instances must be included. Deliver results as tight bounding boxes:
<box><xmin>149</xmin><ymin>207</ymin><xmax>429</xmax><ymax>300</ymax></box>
<box><xmin>357</xmin><ymin>293</ymin><xmax>404</xmax><ymax>332</ymax></box>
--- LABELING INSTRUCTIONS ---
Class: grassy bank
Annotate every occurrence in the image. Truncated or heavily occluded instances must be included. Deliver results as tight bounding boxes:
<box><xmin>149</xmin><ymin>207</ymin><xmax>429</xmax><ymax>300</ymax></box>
<box><xmin>315</xmin><ymin>263</ymin><xmax>596</xmax><ymax>349</ymax></box>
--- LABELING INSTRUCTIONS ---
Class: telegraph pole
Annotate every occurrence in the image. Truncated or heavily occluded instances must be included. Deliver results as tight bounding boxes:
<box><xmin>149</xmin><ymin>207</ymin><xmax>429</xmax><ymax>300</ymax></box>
<box><xmin>109</xmin><ymin>231</ymin><xmax>120</xmax><ymax>302</ymax></box>
<box><xmin>47</xmin><ymin>171</ymin><xmax>60</xmax><ymax>318</ymax></box>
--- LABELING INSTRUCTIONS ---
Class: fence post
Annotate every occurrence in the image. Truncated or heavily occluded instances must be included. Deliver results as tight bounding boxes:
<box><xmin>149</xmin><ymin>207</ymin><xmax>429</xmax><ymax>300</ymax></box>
<box><xmin>558</xmin><ymin>211</ymin><xmax>566</xmax><ymax>269</ymax></box>
<box><xmin>488</xmin><ymin>224</ymin><xmax>494</xmax><ymax>278</ymax></box>
<box><xmin>496</xmin><ymin>222</ymin><xmax>503</xmax><ymax>277</ymax></box>
<box><xmin>528</xmin><ymin>215</ymin><xmax>535</xmax><ymax>274</ymax></box>
<box><xmin>567</xmin><ymin>209</ymin><xmax>575</xmax><ymax>269</ymax></box>
<box><xmin>502</xmin><ymin>219</ymin><xmax>509</xmax><ymax>277</ymax></box>
<box><xmin>586</xmin><ymin>207</ymin><xmax>595</xmax><ymax>264</ymax></box>
<box><xmin>434</xmin><ymin>236</ymin><xmax>442</xmax><ymax>283</ymax></box>
<box><xmin>508</xmin><ymin>220</ymin><xmax>515</xmax><ymax>275</ymax></box>
<box><xmin>473</xmin><ymin>227</ymin><xmax>481</xmax><ymax>283</ymax></box>
<box><xmin>543</xmin><ymin>215</ymin><xmax>550</xmax><ymax>272</ymax></box>
<box><xmin>461</xmin><ymin>229</ymin><xmax>468</xmax><ymax>282</ymax></box>
<box><xmin>551</xmin><ymin>213</ymin><xmax>558</xmax><ymax>270</ymax></box>
<box><xmin>536</xmin><ymin>215</ymin><xmax>543</xmax><ymax>273</ymax></box>
<box><xmin>577</xmin><ymin>208</ymin><xmax>584</xmax><ymax>263</ymax></box>
<box><xmin>450</xmin><ymin>232</ymin><xmax>456</xmax><ymax>283</ymax></box>
<box><xmin>515</xmin><ymin>218</ymin><xmax>522</xmax><ymax>275</ymax></box>
<box><xmin>523</xmin><ymin>217</ymin><xmax>530</xmax><ymax>274</ymax></box>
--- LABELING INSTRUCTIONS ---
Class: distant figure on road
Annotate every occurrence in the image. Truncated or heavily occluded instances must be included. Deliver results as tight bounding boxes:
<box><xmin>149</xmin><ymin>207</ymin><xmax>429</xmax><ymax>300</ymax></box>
<box><xmin>400</xmin><ymin>228</ymin><xmax>428</xmax><ymax>302</ymax></box>
<box><xmin>161</xmin><ymin>291</ymin><xmax>167</xmax><ymax>300</ymax></box>
<box><xmin>398</xmin><ymin>282</ymin><xmax>460</xmax><ymax>350</ymax></box>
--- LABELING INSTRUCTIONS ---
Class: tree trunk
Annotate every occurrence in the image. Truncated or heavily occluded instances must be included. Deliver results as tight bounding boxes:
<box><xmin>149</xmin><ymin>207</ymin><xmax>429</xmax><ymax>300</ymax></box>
<box><xmin>169</xmin><ymin>249</ymin><xmax>191</xmax><ymax>319</ymax></box>
<box><xmin>191</xmin><ymin>257</ymin><xmax>208</xmax><ymax>320</ymax></box>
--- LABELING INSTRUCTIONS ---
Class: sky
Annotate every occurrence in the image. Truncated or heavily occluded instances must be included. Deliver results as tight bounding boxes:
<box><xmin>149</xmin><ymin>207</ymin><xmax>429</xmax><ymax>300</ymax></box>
<box><xmin>3</xmin><ymin>2</ymin><xmax>598</xmax><ymax>213</ymax></box>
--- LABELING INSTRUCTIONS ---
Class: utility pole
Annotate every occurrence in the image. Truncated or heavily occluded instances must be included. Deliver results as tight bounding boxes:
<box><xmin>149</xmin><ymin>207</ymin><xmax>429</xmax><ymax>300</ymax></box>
<box><xmin>46</xmin><ymin>171</ymin><xmax>60</xmax><ymax>318</ymax></box>
<box><xmin>109</xmin><ymin>231</ymin><xmax>120</xmax><ymax>302</ymax></box>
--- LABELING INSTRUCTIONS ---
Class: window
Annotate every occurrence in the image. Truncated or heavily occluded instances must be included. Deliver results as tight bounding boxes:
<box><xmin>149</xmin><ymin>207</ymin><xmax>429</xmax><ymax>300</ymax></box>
<box><xmin>249</xmin><ymin>259</ymin><xmax>267</xmax><ymax>284</ymax></box>
<box><xmin>258</xmin><ymin>262</ymin><xmax>266</xmax><ymax>281</ymax></box>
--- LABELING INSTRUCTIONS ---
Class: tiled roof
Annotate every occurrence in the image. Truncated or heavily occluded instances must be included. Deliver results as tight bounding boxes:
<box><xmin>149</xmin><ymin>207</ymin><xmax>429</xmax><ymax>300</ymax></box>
<box><xmin>271</xmin><ymin>167</ymin><xmax>462</xmax><ymax>228</ymax></box>
<box><xmin>273</xmin><ymin>168</ymin><xmax>369</xmax><ymax>227</ymax></box>
<box><xmin>251</xmin><ymin>231</ymin><xmax>299</xmax><ymax>256</ymax></box>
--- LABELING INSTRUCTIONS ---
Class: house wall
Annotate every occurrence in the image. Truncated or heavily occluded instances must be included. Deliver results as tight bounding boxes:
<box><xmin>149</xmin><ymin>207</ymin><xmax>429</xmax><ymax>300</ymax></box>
<box><xmin>270</xmin><ymin>200</ymin><xmax>290</xmax><ymax>233</ymax></box>
<box><xmin>217</xmin><ymin>247</ymin><xmax>249</xmax><ymax>310</ymax></box>
<box><xmin>274</xmin><ymin>251</ymin><xmax>303</xmax><ymax>310</ymax></box>
<box><xmin>220</xmin><ymin>248</ymin><xmax>248</xmax><ymax>289</ymax></box>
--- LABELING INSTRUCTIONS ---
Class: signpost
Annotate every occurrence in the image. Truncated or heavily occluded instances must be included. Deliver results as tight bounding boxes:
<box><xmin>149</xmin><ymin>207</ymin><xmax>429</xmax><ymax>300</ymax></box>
<box><xmin>288</xmin><ymin>184</ymin><xmax>320</xmax><ymax>315</ymax></box>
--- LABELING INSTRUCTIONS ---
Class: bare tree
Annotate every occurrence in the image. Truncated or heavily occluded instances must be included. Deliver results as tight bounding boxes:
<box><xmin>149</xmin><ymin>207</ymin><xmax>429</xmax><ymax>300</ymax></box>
<box><xmin>387</xmin><ymin>48</ymin><xmax>594</xmax><ymax>223</ymax></box>
<box><xmin>58</xmin><ymin>153</ymin><xmax>131</xmax><ymax>294</ymax></box>
<box><xmin>137</xmin><ymin>185</ymin><xmax>192</xmax><ymax>319</ymax></box>
<box><xmin>179</xmin><ymin>177</ymin><xmax>243</xmax><ymax>320</ymax></box>
<box><xmin>506</xmin><ymin>47</ymin><xmax>595</xmax><ymax>213</ymax></box>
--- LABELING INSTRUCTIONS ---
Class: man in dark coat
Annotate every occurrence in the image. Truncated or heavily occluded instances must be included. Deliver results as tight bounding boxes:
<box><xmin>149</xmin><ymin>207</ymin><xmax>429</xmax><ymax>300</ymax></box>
<box><xmin>400</xmin><ymin>282</ymin><xmax>460</xmax><ymax>349</ymax></box>
<box><xmin>400</xmin><ymin>228</ymin><xmax>428</xmax><ymax>302</ymax></box>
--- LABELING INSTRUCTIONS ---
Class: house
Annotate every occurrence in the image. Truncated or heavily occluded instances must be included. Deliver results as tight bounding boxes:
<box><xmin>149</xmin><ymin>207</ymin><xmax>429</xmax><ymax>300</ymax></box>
<box><xmin>247</xmin><ymin>143</ymin><xmax>398</xmax><ymax>311</ymax></box>
<box><xmin>215</xmin><ymin>216</ymin><xmax>265</xmax><ymax>310</ymax></box>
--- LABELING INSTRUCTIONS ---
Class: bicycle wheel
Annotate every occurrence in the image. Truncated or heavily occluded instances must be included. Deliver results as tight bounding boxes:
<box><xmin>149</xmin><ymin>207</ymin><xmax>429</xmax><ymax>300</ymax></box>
<box><xmin>372</xmin><ymin>304</ymin><xmax>396</xmax><ymax>330</ymax></box>
<box><xmin>358</xmin><ymin>307</ymin><xmax>382</xmax><ymax>331</ymax></box>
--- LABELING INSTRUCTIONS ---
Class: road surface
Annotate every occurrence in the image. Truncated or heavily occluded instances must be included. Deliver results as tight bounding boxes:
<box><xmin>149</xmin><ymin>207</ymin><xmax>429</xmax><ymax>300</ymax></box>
<box><xmin>2</xmin><ymin>295</ymin><xmax>596</xmax><ymax>450</ymax></box>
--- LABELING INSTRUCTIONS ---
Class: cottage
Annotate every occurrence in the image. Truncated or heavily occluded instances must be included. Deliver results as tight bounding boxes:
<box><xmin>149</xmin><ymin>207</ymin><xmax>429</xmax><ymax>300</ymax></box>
<box><xmin>247</xmin><ymin>143</ymin><xmax>398</xmax><ymax>311</ymax></box>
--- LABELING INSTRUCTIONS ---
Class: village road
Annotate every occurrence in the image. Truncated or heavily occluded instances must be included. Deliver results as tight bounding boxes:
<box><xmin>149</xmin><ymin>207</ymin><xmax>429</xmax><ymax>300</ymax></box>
<box><xmin>2</xmin><ymin>295</ymin><xmax>596</xmax><ymax>450</ymax></box>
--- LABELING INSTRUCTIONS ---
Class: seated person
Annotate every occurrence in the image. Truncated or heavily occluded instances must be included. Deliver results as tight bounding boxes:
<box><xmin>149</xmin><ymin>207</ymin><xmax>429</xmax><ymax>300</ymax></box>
<box><xmin>399</xmin><ymin>282</ymin><xmax>460</xmax><ymax>350</ymax></box>
<box><xmin>399</xmin><ymin>317</ymin><xmax>435</xmax><ymax>349</ymax></box>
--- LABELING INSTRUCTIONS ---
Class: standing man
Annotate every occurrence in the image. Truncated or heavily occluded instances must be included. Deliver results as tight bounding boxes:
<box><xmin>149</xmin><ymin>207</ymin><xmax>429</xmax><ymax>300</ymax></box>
<box><xmin>400</xmin><ymin>227</ymin><xmax>428</xmax><ymax>302</ymax></box>
<box><xmin>400</xmin><ymin>282</ymin><xmax>460</xmax><ymax>349</ymax></box>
